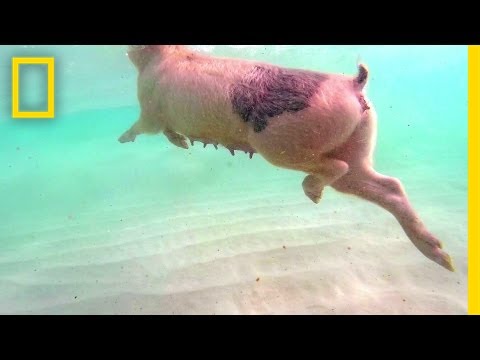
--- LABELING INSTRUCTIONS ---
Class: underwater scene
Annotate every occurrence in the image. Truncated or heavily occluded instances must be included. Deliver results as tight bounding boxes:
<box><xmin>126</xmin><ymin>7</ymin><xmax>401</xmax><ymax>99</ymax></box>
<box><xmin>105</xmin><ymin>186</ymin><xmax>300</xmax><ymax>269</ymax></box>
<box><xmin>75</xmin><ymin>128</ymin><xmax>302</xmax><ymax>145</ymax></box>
<box><xmin>0</xmin><ymin>45</ymin><xmax>467</xmax><ymax>314</ymax></box>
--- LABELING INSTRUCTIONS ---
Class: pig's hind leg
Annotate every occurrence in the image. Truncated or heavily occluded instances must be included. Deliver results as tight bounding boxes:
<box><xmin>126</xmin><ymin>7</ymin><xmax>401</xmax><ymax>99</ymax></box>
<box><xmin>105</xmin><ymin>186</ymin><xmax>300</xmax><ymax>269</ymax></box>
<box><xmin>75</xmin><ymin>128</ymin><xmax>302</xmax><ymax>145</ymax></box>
<box><xmin>329</xmin><ymin>110</ymin><xmax>454</xmax><ymax>271</ymax></box>
<box><xmin>332</xmin><ymin>167</ymin><xmax>454</xmax><ymax>271</ymax></box>
<box><xmin>302</xmin><ymin>159</ymin><xmax>349</xmax><ymax>203</ymax></box>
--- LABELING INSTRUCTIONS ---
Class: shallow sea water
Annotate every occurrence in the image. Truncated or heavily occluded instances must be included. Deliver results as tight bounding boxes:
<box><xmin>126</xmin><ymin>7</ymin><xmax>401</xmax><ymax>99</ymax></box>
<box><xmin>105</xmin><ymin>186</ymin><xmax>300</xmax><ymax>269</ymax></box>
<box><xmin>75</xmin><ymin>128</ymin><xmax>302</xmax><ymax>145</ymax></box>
<box><xmin>0</xmin><ymin>45</ymin><xmax>467</xmax><ymax>314</ymax></box>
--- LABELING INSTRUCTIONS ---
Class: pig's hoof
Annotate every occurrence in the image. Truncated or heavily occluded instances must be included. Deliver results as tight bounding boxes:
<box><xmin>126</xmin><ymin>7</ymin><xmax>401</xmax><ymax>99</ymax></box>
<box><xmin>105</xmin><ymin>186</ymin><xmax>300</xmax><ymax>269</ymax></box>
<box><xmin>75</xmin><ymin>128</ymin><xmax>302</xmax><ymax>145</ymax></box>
<box><xmin>427</xmin><ymin>245</ymin><xmax>455</xmax><ymax>272</ymax></box>
<box><xmin>413</xmin><ymin>231</ymin><xmax>455</xmax><ymax>272</ymax></box>
<box><xmin>167</xmin><ymin>136</ymin><xmax>189</xmax><ymax>149</ymax></box>
<box><xmin>165</xmin><ymin>130</ymin><xmax>189</xmax><ymax>149</ymax></box>
<box><xmin>305</xmin><ymin>190</ymin><xmax>323</xmax><ymax>204</ymax></box>
<box><xmin>302</xmin><ymin>175</ymin><xmax>324</xmax><ymax>204</ymax></box>
<box><xmin>436</xmin><ymin>250</ymin><xmax>455</xmax><ymax>272</ymax></box>
<box><xmin>118</xmin><ymin>130</ymin><xmax>136</xmax><ymax>143</ymax></box>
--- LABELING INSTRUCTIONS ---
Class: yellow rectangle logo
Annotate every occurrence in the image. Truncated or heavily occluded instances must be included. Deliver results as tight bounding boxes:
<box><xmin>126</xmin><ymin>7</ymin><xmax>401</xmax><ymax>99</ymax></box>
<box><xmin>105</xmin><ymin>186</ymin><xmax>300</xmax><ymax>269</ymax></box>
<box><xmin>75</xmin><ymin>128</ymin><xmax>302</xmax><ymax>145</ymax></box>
<box><xmin>12</xmin><ymin>57</ymin><xmax>55</xmax><ymax>119</ymax></box>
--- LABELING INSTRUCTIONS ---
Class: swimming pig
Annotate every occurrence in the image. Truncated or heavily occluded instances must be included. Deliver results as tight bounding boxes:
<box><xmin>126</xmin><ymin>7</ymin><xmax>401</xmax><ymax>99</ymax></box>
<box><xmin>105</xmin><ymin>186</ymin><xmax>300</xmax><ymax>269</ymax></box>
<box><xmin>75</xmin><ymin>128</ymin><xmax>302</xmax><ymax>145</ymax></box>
<box><xmin>119</xmin><ymin>45</ymin><xmax>454</xmax><ymax>272</ymax></box>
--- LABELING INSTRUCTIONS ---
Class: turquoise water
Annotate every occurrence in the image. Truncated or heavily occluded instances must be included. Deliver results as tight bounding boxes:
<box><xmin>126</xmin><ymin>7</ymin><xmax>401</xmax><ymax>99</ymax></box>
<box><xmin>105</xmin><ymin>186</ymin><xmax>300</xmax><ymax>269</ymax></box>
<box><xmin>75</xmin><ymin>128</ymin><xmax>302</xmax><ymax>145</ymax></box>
<box><xmin>0</xmin><ymin>46</ymin><xmax>468</xmax><ymax>314</ymax></box>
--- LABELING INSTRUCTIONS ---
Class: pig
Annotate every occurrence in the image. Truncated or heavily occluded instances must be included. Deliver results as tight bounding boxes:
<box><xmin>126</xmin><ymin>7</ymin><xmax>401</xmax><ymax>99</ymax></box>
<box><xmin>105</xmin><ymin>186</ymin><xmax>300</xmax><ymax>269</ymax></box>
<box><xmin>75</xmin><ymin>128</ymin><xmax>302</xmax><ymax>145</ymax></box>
<box><xmin>119</xmin><ymin>45</ymin><xmax>454</xmax><ymax>272</ymax></box>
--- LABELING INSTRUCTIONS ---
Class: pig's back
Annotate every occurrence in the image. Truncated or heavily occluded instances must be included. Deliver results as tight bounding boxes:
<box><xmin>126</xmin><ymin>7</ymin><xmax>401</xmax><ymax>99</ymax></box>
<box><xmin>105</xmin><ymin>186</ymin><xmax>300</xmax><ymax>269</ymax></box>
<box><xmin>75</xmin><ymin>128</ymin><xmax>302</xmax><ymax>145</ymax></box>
<box><xmin>150</xmin><ymin>52</ymin><xmax>358</xmax><ymax>151</ymax></box>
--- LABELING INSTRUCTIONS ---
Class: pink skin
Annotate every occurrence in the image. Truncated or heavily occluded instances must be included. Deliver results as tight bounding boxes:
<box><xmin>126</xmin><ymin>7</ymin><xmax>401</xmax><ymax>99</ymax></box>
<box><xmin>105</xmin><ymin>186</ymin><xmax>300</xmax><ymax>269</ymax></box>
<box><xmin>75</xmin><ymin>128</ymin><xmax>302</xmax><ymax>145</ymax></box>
<box><xmin>119</xmin><ymin>45</ymin><xmax>454</xmax><ymax>272</ymax></box>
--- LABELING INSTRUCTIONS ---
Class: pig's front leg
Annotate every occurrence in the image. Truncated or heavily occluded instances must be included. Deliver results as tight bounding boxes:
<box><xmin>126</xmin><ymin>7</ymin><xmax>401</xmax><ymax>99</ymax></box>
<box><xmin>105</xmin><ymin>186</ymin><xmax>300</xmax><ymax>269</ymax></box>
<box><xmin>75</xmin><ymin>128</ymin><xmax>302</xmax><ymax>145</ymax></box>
<box><xmin>118</xmin><ymin>112</ymin><xmax>165</xmax><ymax>144</ymax></box>
<box><xmin>164</xmin><ymin>128</ymin><xmax>189</xmax><ymax>149</ymax></box>
<box><xmin>119</xmin><ymin>121</ymin><xmax>141</xmax><ymax>143</ymax></box>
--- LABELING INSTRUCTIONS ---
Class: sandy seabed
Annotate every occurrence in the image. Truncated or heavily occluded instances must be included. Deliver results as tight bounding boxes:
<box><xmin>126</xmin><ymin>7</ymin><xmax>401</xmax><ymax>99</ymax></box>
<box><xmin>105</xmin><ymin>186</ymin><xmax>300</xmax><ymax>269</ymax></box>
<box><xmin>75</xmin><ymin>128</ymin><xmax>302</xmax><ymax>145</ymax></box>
<box><xmin>0</xmin><ymin>143</ymin><xmax>467</xmax><ymax>314</ymax></box>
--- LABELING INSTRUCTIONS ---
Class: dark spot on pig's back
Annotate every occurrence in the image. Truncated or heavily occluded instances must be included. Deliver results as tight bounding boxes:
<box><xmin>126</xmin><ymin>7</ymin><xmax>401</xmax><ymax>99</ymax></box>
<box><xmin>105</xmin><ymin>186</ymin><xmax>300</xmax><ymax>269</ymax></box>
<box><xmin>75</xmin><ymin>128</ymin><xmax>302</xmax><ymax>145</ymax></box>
<box><xmin>229</xmin><ymin>65</ymin><xmax>327</xmax><ymax>132</ymax></box>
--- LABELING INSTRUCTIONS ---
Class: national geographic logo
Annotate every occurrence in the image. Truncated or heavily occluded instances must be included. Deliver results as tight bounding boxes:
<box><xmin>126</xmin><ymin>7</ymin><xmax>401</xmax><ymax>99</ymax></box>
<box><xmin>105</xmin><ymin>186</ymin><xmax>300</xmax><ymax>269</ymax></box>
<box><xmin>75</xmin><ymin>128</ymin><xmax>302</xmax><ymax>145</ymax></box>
<box><xmin>11</xmin><ymin>57</ymin><xmax>55</xmax><ymax>119</ymax></box>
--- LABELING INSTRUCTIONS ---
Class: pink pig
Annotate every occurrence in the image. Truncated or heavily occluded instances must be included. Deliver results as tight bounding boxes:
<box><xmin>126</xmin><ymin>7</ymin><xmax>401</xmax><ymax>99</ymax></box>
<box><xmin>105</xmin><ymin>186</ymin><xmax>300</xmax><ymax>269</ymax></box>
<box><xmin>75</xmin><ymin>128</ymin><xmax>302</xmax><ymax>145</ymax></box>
<box><xmin>119</xmin><ymin>45</ymin><xmax>454</xmax><ymax>271</ymax></box>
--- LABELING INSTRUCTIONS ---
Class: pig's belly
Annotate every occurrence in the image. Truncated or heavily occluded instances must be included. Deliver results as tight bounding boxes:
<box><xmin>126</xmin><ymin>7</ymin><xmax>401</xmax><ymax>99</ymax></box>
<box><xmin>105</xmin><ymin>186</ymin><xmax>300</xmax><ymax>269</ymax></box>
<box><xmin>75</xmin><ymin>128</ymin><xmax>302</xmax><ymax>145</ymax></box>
<box><xmin>165</xmin><ymin>109</ymin><xmax>252</xmax><ymax>149</ymax></box>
